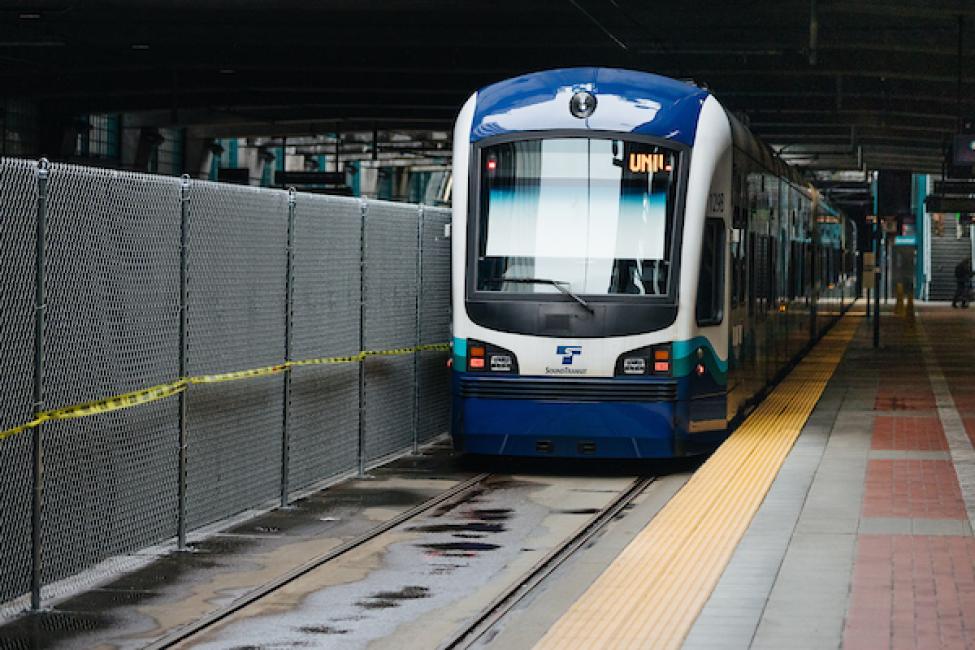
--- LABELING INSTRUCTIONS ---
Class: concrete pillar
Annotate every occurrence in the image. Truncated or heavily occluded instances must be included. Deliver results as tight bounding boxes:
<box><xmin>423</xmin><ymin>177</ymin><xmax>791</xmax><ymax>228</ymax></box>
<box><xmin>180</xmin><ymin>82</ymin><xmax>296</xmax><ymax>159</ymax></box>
<box><xmin>184</xmin><ymin>135</ymin><xmax>216</xmax><ymax>180</ymax></box>
<box><xmin>134</xmin><ymin>127</ymin><xmax>164</xmax><ymax>171</ymax></box>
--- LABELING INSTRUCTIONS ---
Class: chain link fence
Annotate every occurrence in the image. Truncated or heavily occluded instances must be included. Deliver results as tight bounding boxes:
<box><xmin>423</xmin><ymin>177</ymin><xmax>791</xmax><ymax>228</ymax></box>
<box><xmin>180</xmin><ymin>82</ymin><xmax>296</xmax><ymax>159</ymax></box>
<box><xmin>0</xmin><ymin>159</ymin><xmax>38</xmax><ymax>610</ymax></box>
<box><xmin>42</xmin><ymin>165</ymin><xmax>182</xmax><ymax>587</ymax></box>
<box><xmin>0</xmin><ymin>158</ymin><xmax>453</xmax><ymax>614</ymax></box>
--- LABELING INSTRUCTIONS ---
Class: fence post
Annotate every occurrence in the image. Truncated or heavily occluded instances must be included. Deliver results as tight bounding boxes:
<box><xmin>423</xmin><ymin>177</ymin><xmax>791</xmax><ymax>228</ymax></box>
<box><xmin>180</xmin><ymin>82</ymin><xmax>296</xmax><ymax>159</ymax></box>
<box><xmin>177</xmin><ymin>174</ymin><xmax>190</xmax><ymax>549</ymax></box>
<box><xmin>29</xmin><ymin>158</ymin><xmax>50</xmax><ymax>611</ymax></box>
<box><xmin>412</xmin><ymin>206</ymin><xmax>424</xmax><ymax>455</ymax></box>
<box><xmin>281</xmin><ymin>188</ymin><xmax>296</xmax><ymax>507</ymax></box>
<box><xmin>357</xmin><ymin>200</ymin><xmax>367</xmax><ymax>477</ymax></box>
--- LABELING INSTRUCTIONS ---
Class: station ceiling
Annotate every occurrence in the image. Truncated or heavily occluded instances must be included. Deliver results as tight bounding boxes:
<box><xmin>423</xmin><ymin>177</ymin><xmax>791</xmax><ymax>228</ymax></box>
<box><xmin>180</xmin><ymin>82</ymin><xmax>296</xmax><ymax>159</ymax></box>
<box><xmin>2</xmin><ymin>0</ymin><xmax>973</xmax><ymax>174</ymax></box>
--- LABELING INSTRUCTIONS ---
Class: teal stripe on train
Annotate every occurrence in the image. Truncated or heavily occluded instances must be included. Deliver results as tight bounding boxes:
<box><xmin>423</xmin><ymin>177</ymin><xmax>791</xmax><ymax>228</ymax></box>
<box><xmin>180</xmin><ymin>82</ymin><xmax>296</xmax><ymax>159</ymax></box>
<box><xmin>672</xmin><ymin>336</ymin><xmax>728</xmax><ymax>381</ymax></box>
<box><xmin>453</xmin><ymin>337</ymin><xmax>467</xmax><ymax>368</ymax></box>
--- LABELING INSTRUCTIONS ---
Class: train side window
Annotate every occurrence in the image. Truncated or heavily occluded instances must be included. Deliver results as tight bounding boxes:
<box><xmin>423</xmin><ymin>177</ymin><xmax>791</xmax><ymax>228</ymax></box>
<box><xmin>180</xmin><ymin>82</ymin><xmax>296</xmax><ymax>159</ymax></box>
<box><xmin>747</xmin><ymin>233</ymin><xmax>756</xmax><ymax>317</ymax></box>
<box><xmin>697</xmin><ymin>218</ymin><xmax>726</xmax><ymax>326</ymax></box>
<box><xmin>731</xmin><ymin>231</ymin><xmax>745</xmax><ymax>309</ymax></box>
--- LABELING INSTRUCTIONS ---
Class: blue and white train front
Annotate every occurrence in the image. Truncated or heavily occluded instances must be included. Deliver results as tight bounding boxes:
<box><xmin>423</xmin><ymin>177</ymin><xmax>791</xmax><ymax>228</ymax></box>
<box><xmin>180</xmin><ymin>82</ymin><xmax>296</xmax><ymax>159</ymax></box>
<box><xmin>450</xmin><ymin>68</ymin><xmax>732</xmax><ymax>459</ymax></box>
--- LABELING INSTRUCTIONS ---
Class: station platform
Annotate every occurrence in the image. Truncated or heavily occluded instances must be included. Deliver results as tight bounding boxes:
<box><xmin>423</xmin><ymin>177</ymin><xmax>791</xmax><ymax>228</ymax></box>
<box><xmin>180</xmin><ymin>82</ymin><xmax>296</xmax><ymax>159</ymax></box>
<box><xmin>531</xmin><ymin>304</ymin><xmax>975</xmax><ymax>650</ymax></box>
<box><xmin>2</xmin><ymin>304</ymin><xmax>974</xmax><ymax>650</ymax></box>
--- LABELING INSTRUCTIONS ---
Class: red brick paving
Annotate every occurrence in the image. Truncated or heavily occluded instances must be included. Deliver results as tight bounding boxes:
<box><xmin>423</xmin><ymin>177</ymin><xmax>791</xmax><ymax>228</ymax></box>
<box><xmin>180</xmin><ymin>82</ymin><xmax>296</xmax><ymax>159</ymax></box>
<box><xmin>844</xmin><ymin>535</ymin><xmax>975</xmax><ymax>650</ymax></box>
<box><xmin>872</xmin><ymin>416</ymin><xmax>948</xmax><ymax>451</ymax></box>
<box><xmin>863</xmin><ymin>460</ymin><xmax>967</xmax><ymax>519</ymax></box>
<box><xmin>875</xmin><ymin>385</ymin><xmax>937</xmax><ymax>411</ymax></box>
<box><xmin>844</xmin><ymin>310</ymin><xmax>975</xmax><ymax>649</ymax></box>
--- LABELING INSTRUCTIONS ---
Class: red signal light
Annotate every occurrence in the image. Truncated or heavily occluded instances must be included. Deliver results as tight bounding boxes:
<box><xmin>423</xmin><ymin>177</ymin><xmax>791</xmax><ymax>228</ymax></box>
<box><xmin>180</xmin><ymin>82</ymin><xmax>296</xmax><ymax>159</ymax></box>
<box><xmin>486</xmin><ymin>158</ymin><xmax>497</xmax><ymax>171</ymax></box>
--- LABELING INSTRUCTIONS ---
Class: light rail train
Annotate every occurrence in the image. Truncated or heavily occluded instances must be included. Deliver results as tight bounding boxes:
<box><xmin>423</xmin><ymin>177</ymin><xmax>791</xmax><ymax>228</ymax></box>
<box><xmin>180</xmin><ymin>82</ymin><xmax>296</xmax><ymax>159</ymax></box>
<box><xmin>450</xmin><ymin>68</ymin><xmax>856</xmax><ymax>459</ymax></box>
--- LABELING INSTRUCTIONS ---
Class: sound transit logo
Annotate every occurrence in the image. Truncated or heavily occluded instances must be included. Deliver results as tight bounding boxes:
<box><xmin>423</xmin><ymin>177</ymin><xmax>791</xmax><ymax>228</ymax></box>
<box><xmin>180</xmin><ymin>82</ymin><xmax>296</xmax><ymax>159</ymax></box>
<box><xmin>547</xmin><ymin>345</ymin><xmax>586</xmax><ymax>375</ymax></box>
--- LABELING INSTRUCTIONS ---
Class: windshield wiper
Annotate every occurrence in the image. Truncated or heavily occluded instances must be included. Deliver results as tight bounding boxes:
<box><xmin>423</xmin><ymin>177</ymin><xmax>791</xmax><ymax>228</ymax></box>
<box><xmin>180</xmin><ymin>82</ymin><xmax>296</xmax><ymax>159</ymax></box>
<box><xmin>500</xmin><ymin>277</ymin><xmax>595</xmax><ymax>314</ymax></box>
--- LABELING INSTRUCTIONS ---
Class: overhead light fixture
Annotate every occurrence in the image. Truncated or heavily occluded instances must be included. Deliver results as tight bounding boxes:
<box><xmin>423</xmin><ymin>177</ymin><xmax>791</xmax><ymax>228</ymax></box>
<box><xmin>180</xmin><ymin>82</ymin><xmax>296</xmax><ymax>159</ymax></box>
<box><xmin>19</xmin><ymin>12</ymin><xmax>41</xmax><ymax>19</ymax></box>
<box><xmin>131</xmin><ymin>44</ymin><xmax>150</xmax><ymax>50</ymax></box>
<box><xmin>219</xmin><ymin>68</ymin><xmax>235</xmax><ymax>74</ymax></box>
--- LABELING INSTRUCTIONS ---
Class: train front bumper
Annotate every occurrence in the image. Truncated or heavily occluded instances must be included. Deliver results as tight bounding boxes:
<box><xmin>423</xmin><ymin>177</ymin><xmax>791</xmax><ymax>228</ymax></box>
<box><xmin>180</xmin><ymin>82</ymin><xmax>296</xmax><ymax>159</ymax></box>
<box><xmin>451</xmin><ymin>373</ymin><xmax>704</xmax><ymax>459</ymax></box>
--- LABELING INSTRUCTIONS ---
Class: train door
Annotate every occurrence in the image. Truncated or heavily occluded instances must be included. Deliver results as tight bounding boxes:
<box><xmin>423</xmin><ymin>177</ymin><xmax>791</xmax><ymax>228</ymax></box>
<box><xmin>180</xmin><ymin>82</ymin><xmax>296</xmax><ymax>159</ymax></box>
<box><xmin>772</xmin><ymin>179</ymin><xmax>789</xmax><ymax>376</ymax></box>
<box><xmin>728</xmin><ymin>160</ymin><xmax>749</xmax><ymax>419</ymax></box>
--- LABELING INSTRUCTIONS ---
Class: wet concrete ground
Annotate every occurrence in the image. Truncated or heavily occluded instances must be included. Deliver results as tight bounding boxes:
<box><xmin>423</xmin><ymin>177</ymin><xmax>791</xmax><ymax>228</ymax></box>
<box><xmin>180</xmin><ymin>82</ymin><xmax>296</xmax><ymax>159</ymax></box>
<box><xmin>0</xmin><ymin>440</ymin><xmax>699</xmax><ymax>650</ymax></box>
<box><xmin>0</xmin><ymin>441</ymin><xmax>471</xmax><ymax>650</ymax></box>
<box><xmin>183</xmin><ymin>474</ymin><xmax>636</xmax><ymax>649</ymax></box>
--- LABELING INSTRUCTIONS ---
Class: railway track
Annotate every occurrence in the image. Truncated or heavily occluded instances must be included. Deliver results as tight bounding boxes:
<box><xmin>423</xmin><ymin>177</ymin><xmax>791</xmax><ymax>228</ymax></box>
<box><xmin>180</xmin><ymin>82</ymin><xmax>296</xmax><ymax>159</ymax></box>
<box><xmin>146</xmin><ymin>472</ymin><xmax>653</xmax><ymax>649</ymax></box>
<box><xmin>146</xmin><ymin>472</ymin><xmax>492</xmax><ymax>649</ymax></box>
<box><xmin>439</xmin><ymin>476</ymin><xmax>654</xmax><ymax>650</ymax></box>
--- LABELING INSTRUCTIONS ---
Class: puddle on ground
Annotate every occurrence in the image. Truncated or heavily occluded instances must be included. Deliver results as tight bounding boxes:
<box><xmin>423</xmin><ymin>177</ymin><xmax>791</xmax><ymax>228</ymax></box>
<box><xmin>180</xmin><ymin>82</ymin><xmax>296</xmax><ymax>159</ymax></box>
<box><xmin>371</xmin><ymin>586</ymin><xmax>431</xmax><ymax>600</ymax></box>
<box><xmin>307</xmin><ymin>487</ymin><xmax>430</xmax><ymax>510</ymax></box>
<box><xmin>355</xmin><ymin>585</ymin><xmax>431</xmax><ymax>609</ymax></box>
<box><xmin>481</xmin><ymin>478</ymin><xmax>541</xmax><ymax>490</ymax></box>
<box><xmin>429</xmin><ymin>488</ymin><xmax>486</xmax><ymax>517</ymax></box>
<box><xmin>429</xmin><ymin>563</ymin><xmax>466</xmax><ymax>575</ymax></box>
<box><xmin>0</xmin><ymin>610</ymin><xmax>108</xmax><ymax>647</ymax></box>
<box><xmin>461</xmin><ymin>508</ymin><xmax>513</xmax><ymax>521</ymax></box>
<box><xmin>356</xmin><ymin>599</ymin><xmax>399</xmax><ymax>610</ymax></box>
<box><xmin>557</xmin><ymin>508</ymin><xmax>600</xmax><ymax>515</ymax></box>
<box><xmin>298</xmin><ymin>624</ymin><xmax>349</xmax><ymax>634</ymax></box>
<box><xmin>407</xmin><ymin>522</ymin><xmax>505</xmax><ymax>534</ymax></box>
<box><xmin>419</xmin><ymin>542</ymin><xmax>501</xmax><ymax>557</ymax></box>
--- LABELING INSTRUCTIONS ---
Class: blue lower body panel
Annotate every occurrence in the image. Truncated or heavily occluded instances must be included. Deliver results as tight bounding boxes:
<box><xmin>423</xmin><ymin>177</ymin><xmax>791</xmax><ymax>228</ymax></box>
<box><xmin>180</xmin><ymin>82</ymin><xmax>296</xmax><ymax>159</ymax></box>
<box><xmin>451</xmin><ymin>373</ymin><xmax>715</xmax><ymax>459</ymax></box>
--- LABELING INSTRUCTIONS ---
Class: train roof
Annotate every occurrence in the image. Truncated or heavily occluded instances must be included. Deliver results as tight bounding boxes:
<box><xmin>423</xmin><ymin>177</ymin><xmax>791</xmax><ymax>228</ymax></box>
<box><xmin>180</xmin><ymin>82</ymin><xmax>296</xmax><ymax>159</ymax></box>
<box><xmin>472</xmin><ymin>68</ymin><xmax>805</xmax><ymax>178</ymax></box>
<box><xmin>726</xmin><ymin>112</ymin><xmax>806</xmax><ymax>188</ymax></box>
<box><xmin>471</xmin><ymin>67</ymin><xmax>708</xmax><ymax>146</ymax></box>
<box><xmin>470</xmin><ymin>67</ymin><xmax>825</xmax><ymax>211</ymax></box>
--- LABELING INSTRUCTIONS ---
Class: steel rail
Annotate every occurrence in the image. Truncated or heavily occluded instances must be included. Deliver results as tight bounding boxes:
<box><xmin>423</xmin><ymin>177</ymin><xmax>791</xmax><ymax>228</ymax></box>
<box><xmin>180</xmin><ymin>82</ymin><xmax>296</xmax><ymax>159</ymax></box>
<box><xmin>146</xmin><ymin>472</ymin><xmax>492</xmax><ymax>649</ymax></box>
<box><xmin>439</xmin><ymin>475</ymin><xmax>655</xmax><ymax>650</ymax></box>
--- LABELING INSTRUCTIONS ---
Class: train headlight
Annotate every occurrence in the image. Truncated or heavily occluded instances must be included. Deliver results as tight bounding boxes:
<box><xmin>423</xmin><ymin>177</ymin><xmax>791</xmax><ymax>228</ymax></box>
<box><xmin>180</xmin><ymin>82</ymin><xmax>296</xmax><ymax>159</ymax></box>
<box><xmin>569</xmin><ymin>91</ymin><xmax>597</xmax><ymax>118</ymax></box>
<box><xmin>467</xmin><ymin>339</ymin><xmax>519</xmax><ymax>374</ymax></box>
<box><xmin>490</xmin><ymin>355</ymin><xmax>512</xmax><ymax>372</ymax></box>
<box><xmin>615</xmin><ymin>344</ymin><xmax>671</xmax><ymax>377</ymax></box>
<box><xmin>622</xmin><ymin>358</ymin><xmax>646</xmax><ymax>375</ymax></box>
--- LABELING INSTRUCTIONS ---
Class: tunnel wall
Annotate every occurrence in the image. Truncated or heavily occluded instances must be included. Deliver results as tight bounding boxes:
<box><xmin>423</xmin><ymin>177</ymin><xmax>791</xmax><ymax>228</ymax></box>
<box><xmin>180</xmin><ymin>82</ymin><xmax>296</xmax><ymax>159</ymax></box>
<box><xmin>0</xmin><ymin>158</ymin><xmax>452</xmax><ymax>611</ymax></box>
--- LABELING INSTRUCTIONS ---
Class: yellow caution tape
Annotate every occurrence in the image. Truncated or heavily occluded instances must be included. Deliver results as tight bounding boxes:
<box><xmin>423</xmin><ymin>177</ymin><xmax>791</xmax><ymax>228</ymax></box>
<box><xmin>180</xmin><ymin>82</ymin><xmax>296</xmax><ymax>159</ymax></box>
<box><xmin>417</xmin><ymin>343</ymin><xmax>451</xmax><ymax>352</ymax></box>
<box><xmin>288</xmin><ymin>353</ymin><xmax>366</xmax><ymax>367</ymax></box>
<box><xmin>47</xmin><ymin>380</ymin><xmax>187</xmax><ymax>421</ymax></box>
<box><xmin>188</xmin><ymin>363</ymin><xmax>289</xmax><ymax>385</ymax></box>
<box><xmin>0</xmin><ymin>343</ymin><xmax>450</xmax><ymax>442</ymax></box>
<box><xmin>0</xmin><ymin>380</ymin><xmax>186</xmax><ymax>441</ymax></box>
<box><xmin>0</xmin><ymin>416</ymin><xmax>48</xmax><ymax>442</ymax></box>
<box><xmin>287</xmin><ymin>344</ymin><xmax>449</xmax><ymax>368</ymax></box>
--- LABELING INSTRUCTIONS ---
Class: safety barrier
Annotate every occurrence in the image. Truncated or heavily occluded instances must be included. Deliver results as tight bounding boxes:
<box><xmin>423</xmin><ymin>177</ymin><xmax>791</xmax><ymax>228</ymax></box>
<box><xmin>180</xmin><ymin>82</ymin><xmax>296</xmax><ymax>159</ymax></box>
<box><xmin>0</xmin><ymin>158</ymin><xmax>452</xmax><ymax>614</ymax></box>
<box><xmin>0</xmin><ymin>344</ymin><xmax>451</xmax><ymax>442</ymax></box>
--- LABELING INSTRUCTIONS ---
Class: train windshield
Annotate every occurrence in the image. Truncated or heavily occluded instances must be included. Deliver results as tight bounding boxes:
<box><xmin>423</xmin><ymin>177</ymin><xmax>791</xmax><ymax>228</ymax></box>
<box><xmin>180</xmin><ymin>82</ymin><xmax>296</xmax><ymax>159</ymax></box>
<box><xmin>475</xmin><ymin>137</ymin><xmax>679</xmax><ymax>297</ymax></box>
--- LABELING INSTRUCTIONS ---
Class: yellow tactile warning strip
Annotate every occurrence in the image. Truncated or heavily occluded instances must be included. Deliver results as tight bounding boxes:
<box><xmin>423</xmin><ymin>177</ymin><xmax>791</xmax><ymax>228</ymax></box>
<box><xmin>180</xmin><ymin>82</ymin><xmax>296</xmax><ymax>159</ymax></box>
<box><xmin>535</xmin><ymin>316</ymin><xmax>860</xmax><ymax>650</ymax></box>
